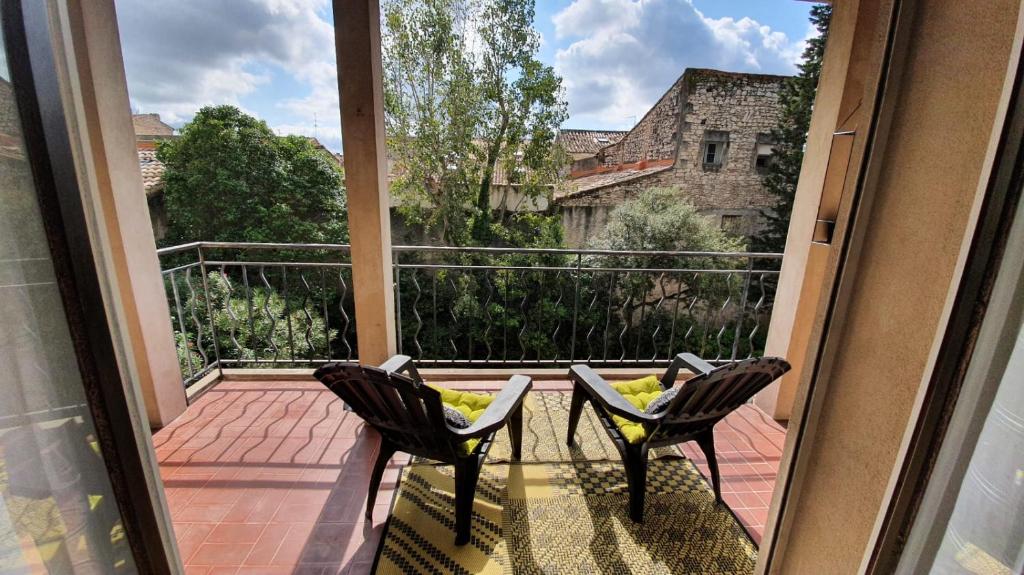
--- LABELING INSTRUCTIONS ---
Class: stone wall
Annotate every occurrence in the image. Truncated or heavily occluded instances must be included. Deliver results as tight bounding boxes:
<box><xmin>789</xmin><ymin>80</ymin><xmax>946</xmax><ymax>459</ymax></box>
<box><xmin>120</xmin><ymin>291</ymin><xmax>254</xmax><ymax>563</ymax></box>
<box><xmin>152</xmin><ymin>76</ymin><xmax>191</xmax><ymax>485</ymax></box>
<box><xmin>658</xmin><ymin>71</ymin><xmax>784</xmax><ymax>211</ymax></box>
<box><xmin>560</xmin><ymin>205</ymin><xmax>614</xmax><ymax>248</ymax></box>
<box><xmin>599</xmin><ymin>76</ymin><xmax>686</xmax><ymax>166</ymax></box>
<box><xmin>559</xmin><ymin>69</ymin><xmax>787</xmax><ymax>245</ymax></box>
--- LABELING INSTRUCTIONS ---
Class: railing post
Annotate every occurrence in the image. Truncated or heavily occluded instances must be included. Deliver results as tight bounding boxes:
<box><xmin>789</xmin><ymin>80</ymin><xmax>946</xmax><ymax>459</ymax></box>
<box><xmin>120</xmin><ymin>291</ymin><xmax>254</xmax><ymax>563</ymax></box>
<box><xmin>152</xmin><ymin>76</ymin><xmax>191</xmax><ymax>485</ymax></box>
<box><xmin>196</xmin><ymin>244</ymin><xmax>223</xmax><ymax>378</ymax></box>
<box><xmin>282</xmin><ymin>265</ymin><xmax>295</xmax><ymax>362</ymax></box>
<box><xmin>569</xmin><ymin>252</ymin><xmax>582</xmax><ymax>362</ymax></box>
<box><xmin>393</xmin><ymin>250</ymin><xmax>402</xmax><ymax>355</ymax></box>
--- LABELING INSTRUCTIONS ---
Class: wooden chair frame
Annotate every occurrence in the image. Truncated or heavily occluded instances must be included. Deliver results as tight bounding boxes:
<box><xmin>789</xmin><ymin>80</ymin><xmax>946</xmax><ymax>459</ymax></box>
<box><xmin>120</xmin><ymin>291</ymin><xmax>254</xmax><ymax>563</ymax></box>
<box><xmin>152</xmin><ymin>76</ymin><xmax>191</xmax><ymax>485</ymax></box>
<box><xmin>566</xmin><ymin>353</ymin><xmax>790</xmax><ymax>522</ymax></box>
<box><xmin>314</xmin><ymin>355</ymin><xmax>532</xmax><ymax>544</ymax></box>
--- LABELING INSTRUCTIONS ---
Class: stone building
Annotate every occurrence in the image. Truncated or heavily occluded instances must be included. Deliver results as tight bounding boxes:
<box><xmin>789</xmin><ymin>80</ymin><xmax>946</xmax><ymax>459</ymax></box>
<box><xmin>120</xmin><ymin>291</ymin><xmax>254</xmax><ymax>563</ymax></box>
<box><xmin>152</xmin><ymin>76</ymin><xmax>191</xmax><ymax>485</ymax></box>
<box><xmin>555</xmin><ymin>68</ymin><xmax>789</xmax><ymax>247</ymax></box>
<box><xmin>133</xmin><ymin>114</ymin><xmax>177</xmax><ymax>240</ymax></box>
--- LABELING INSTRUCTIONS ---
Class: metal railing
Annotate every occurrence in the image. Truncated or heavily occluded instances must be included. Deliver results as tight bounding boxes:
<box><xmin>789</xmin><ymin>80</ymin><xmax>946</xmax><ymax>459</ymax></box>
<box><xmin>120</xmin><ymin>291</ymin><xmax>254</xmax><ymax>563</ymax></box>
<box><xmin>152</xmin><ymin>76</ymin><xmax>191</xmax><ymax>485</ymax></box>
<box><xmin>157</xmin><ymin>242</ymin><xmax>782</xmax><ymax>388</ymax></box>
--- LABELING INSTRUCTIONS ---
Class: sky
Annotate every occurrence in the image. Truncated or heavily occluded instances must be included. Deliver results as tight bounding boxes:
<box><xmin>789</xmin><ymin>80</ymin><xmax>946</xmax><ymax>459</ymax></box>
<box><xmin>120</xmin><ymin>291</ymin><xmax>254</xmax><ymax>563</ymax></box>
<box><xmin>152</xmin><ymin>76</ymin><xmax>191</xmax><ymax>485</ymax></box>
<box><xmin>115</xmin><ymin>0</ymin><xmax>815</xmax><ymax>153</ymax></box>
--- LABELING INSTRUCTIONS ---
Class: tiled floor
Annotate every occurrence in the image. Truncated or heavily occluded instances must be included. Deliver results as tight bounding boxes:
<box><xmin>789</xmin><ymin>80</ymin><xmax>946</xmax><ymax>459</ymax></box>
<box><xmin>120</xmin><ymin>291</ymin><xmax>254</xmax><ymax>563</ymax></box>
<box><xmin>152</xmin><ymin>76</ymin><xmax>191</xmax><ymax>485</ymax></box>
<box><xmin>154</xmin><ymin>378</ymin><xmax>787</xmax><ymax>574</ymax></box>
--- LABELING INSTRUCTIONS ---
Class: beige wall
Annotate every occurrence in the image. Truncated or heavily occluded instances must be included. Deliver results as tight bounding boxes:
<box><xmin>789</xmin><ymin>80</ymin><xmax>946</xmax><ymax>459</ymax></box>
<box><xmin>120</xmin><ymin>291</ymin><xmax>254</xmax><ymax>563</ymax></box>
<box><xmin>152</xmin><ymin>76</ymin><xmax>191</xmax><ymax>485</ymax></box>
<box><xmin>758</xmin><ymin>0</ymin><xmax>873</xmax><ymax>419</ymax></box>
<box><xmin>59</xmin><ymin>0</ymin><xmax>186</xmax><ymax>428</ymax></box>
<box><xmin>769</xmin><ymin>0</ymin><xmax>1019</xmax><ymax>571</ymax></box>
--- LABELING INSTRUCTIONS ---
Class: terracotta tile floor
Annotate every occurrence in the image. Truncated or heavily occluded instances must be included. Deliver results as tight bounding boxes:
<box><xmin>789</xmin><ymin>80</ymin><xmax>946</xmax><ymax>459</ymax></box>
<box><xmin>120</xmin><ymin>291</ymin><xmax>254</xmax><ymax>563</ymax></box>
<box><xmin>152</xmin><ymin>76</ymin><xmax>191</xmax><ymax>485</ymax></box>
<box><xmin>154</xmin><ymin>378</ymin><xmax>787</xmax><ymax>574</ymax></box>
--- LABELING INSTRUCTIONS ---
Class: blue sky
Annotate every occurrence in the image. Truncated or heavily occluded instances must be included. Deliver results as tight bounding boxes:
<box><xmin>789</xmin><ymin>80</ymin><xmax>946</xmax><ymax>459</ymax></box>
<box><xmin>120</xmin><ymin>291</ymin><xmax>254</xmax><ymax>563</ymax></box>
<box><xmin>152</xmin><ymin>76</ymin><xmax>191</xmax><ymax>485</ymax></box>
<box><xmin>116</xmin><ymin>1</ymin><xmax>814</xmax><ymax>153</ymax></box>
<box><xmin>532</xmin><ymin>0</ymin><xmax>812</xmax><ymax>75</ymax></box>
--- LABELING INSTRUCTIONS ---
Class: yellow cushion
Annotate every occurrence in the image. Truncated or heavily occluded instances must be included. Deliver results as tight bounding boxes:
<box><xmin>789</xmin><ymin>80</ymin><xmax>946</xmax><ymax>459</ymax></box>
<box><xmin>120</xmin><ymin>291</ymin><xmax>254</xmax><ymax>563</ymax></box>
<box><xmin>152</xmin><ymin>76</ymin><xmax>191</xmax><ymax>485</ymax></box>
<box><xmin>609</xmin><ymin>375</ymin><xmax>663</xmax><ymax>444</ymax></box>
<box><xmin>428</xmin><ymin>384</ymin><xmax>494</xmax><ymax>455</ymax></box>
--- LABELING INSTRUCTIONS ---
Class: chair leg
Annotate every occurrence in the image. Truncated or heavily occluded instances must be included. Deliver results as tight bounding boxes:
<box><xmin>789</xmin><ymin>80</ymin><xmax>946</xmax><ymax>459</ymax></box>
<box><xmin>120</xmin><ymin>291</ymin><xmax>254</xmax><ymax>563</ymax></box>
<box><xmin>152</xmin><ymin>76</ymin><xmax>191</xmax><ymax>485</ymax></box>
<box><xmin>623</xmin><ymin>444</ymin><xmax>649</xmax><ymax>523</ymax></box>
<box><xmin>566</xmin><ymin>383</ymin><xmax>588</xmax><ymax>446</ymax></box>
<box><xmin>695</xmin><ymin>429</ymin><xmax>723</xmax><ymax>504</ymax></box>
<box><xmin>366</xmin><ymin>440</ymin><xmax>397</xmax><ymax>520</ymax></box>
<box><xmin>508</xmin><ymin>403</ymin><xmax>524</xmax><ymax>461</ymax></box>
<box><xmin>453</xmin><ymin>457</ymin><xmax>481</xmax><ymax>545</ymax></box>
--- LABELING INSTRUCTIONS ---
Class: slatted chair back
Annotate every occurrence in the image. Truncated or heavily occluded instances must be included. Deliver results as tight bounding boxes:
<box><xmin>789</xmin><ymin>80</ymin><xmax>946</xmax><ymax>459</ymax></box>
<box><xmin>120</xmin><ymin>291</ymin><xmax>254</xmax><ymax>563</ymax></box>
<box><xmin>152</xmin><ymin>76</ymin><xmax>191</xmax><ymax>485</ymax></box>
<box><xmin>652</xmin><ymin>357</ymin><xmax>790</xmax><ymax>441</ymax></box>
<box><xmin>313</xmin><ymin>363</ymin><xmax>456</xmax><ymax>460</ymax></box>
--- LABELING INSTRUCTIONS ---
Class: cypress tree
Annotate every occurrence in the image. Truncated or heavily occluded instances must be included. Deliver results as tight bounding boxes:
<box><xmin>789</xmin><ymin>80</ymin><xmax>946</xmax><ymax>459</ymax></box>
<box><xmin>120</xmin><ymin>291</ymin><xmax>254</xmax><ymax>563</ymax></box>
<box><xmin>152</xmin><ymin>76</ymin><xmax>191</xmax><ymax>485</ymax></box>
<box><xmin>754</xmin><ymin>5</ymin><xmax>832</xmax><ymax>254</ymax></box>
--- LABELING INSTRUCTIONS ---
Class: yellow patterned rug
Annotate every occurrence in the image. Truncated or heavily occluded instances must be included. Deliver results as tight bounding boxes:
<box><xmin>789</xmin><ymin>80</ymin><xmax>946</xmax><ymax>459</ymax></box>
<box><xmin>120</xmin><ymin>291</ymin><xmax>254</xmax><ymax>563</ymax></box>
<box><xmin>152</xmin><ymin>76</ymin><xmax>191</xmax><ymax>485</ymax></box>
<box><xmin>375</xmin><ymin>393</ymin><xmax>757</xmax><ymax>574</ymax></box>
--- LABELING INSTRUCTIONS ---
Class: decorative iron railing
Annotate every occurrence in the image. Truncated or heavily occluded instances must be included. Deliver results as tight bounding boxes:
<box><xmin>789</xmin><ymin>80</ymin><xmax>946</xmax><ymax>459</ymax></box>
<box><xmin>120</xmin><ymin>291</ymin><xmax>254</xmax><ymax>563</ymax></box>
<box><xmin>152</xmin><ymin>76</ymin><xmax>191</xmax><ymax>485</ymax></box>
<box><xmin>157</xmin><ymin>242</ymin><xmax>782</xmax><ymax>388</ymax></box>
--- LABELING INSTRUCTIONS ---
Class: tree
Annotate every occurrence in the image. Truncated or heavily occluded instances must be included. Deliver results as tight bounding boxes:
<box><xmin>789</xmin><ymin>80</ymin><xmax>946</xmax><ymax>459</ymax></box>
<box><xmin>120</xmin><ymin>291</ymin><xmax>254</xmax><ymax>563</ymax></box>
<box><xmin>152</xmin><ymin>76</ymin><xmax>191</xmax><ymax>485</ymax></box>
<box><xmin>158</xmin><ymin>105</ymin><xmax>347</xmax><ymax>246</ymax></box>
<box><xmin>584</xmin><ymin>189</ymin><xmax>752</xmax><ymax>359</ymax></box>
<box><xmin>588</xmin><ymin>188</ymin><xmax>744</xmax><ymax>258</ymax></box>
<box><xmin>754</xmin><ymin>5</ymin><xmax>832</xmax><ymax>253</ymax></box>
<box><xmin>587</xmin><ymin>188</ymin><xmax>744</xmax><ymax>298</ymax></box>
<box><xmin>382</xmin><ymin>0</ymin><xmax>567</xmax><ymax>245</ymax></box>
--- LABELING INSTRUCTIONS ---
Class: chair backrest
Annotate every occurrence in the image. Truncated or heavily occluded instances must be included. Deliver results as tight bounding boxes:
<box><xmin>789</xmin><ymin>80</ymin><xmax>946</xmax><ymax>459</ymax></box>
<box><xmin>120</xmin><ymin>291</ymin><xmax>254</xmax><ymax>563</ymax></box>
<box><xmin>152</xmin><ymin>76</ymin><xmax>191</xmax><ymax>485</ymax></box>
<box><xmin>312</xmin><ymin>362</ymin><xmax>456</xmax><ymax>460</ymax></box>
<box><xmin>651</xmin><ymin>357</ymin><xmax>790</xmax><ymax>441</ymax></box>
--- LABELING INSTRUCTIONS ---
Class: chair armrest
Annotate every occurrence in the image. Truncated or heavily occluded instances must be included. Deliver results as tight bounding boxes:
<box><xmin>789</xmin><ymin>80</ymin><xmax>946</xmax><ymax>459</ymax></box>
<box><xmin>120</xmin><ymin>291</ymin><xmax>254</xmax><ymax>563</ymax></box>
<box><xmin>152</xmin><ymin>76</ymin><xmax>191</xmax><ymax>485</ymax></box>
<box><xmin>661</xmin><ymin>353</ymin><xmax>715</xmax><ymax>387</ymax></box>
<box><xmin>569</xmin><ymin>365</ymin><xmax>659</xmax><ymax>424</ymax></box>
<box><xmin>452</xmin><ymin>375</ymin><xmax>532</xmax><ymax>439</ymax></box>
<box><xmin>378</xmin><ymin>354</ymin><xmax>423</xmax><ymax>383</ymax></box>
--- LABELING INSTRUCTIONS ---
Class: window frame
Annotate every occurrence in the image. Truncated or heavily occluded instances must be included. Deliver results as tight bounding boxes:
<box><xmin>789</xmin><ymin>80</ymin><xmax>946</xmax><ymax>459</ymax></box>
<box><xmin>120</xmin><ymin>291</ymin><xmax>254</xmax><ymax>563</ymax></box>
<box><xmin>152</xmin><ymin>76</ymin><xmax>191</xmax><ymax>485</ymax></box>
<box><xmin>702</xmin><ymin>130</ymin><xmax>730</xmax><ymax>168</ymax></box>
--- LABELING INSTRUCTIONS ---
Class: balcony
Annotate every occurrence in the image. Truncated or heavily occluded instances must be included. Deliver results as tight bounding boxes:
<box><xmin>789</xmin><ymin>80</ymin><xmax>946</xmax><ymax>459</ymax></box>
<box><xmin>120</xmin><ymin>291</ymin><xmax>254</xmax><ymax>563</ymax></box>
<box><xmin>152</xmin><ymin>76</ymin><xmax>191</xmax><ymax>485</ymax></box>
<box><xmin>153</xmin><ymin>242</ymin><xmax>787</xmax><ymax>573</ymax></box>
<box><xmin>156</xmin><ymin>378</ymin><xmax>785</xmax><ymax>574</ymax></box>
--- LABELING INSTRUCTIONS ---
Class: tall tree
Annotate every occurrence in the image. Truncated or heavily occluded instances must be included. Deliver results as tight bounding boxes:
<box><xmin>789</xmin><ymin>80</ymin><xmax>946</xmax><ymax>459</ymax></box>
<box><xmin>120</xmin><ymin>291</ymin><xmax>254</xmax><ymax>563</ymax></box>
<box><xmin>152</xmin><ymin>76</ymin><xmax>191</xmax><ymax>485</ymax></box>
<box><xmin>754</xmin><ymin>5</ymin><xmax>832</xmax><ymax>253</ymax></box>
<box><xmin>382</xmin><ymin>0</ymin><xmax>567</xmax><ymax>245</ymax></box>
<box><xmin>158</xmin><ymin>105</ymin><xmax>347</xmax><ymax>246</ymax></box>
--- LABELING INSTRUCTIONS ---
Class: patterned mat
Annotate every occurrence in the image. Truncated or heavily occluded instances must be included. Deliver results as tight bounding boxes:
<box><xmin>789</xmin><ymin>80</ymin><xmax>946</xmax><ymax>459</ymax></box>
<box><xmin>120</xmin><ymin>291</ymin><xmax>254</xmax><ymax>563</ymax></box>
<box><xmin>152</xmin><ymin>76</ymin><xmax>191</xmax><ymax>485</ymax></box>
<box><xmin>377</xmin><ymin>393</ymin><xmax>756</xmax><ymax>574</ymax></box>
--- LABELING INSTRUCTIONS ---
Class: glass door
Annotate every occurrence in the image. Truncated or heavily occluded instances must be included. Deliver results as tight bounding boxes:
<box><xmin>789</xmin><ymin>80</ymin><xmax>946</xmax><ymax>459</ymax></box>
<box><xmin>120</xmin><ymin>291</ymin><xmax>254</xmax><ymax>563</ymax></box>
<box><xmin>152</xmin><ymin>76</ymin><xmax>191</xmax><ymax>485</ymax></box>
<box><xmin>928</xmin><ymin>324</ymin><xmax>1024</xmax><ymax>573</ymax></box>
<box><xmin>0</xmin><ymin>3</ymin><xmax>140</xmax><ymax>573</ymax></box>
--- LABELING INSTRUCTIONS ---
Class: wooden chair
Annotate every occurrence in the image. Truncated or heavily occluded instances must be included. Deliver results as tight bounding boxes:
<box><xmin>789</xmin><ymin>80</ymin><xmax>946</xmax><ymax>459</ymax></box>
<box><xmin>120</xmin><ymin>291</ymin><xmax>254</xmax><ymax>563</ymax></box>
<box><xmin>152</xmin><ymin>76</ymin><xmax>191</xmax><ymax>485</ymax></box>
<box><xmin>566</xmin><ymin>353</ymin><xmax>790</xmax><ymax>522</ymax></box>
<box><xmin>313</xmin><ymin>355</ymin><xmax>532</xmax><ymax>544</ymax></box>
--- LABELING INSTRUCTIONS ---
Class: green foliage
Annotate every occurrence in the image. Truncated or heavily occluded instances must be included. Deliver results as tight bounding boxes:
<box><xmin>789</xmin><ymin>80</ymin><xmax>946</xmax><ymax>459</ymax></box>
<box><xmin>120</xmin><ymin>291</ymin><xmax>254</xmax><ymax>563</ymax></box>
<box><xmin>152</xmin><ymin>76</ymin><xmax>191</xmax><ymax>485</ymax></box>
<box><xmin>174</xmin><ymin>331</ymin><xmax>204</xmax><ymax>377</ymax></box>
<box><xmin>489</xmin><ymin>212</ymin><xmax>566</xmax><ymax>249</ymax></box>
<box><xmin>589</xmin><ymin>188</ymin><xmax>745</xmax><ymax>255</ymax></box>
<box><xmin>754</xmin><ymin>5</ymin><xmax>831</xmax><ymax>253</ymax></box>
<box><xmin>158</xmin><ymin>105</ymin><xmax>348</xmax><ymax>246</ymax></box>
<box><xmin>171</xmin><ymin>272</ymin><xmax>337</xmax><ymax>371</ymax></box>
<box><xmin>580</xmin><ymin>189</ymin><xmax>755</xmax><ymax>360</ymax></box>
<box><xmin>391</xmin><ymin>190</ymin><xmax>763</xmax><ymax>365</ymax></box>
<box><xmin>382</xmin><ymin>0</ymin><xmax>568</xmax><ymax>245</ymax></box>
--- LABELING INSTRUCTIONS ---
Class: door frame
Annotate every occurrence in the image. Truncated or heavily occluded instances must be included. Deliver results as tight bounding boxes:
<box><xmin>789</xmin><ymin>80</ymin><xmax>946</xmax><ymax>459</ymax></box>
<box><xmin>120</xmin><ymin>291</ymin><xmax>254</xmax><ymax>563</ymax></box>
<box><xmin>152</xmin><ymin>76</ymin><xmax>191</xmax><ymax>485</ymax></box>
<box><xmin>760</xmin><ymin>0</ymin><xmax>1024</xmax><ymax>571</ymax></box>
<box><xmin>3</xmin><ymin>0</ymin><xmax>178</xmax><ymax>571</ymax></box>
<box><xmin>865</xmin><ymin>4</ymin><xmax>1024</xmax><ymax>570</ymax></box>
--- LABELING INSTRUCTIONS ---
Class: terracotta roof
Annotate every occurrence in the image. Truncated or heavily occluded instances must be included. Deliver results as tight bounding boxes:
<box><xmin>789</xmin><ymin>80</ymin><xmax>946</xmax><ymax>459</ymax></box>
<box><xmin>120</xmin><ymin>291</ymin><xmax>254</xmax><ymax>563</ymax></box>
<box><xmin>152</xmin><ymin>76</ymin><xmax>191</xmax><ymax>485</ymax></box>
<box><xmin>556</xmin><ymin>164</ymin><xmax>674</xmax><ymax>199</ymax></box>
<box><xmin>137</xmin><ymin>142</ymin><xmax>165</xmax><ymax>196</ymax></box>
<box><xmin>557</xmin><ymin>129</ymin><xmax>627</xmax><ymax>155</ymax></box>
<box><xmin>132</xmin><ymin>113</ymin><xmax>174</xmax><ymax>136</ymax></box>
<box><xmin>304</xmin><ymin>137</ymin><xmax>343</xmax><ymax>167</ymax></box>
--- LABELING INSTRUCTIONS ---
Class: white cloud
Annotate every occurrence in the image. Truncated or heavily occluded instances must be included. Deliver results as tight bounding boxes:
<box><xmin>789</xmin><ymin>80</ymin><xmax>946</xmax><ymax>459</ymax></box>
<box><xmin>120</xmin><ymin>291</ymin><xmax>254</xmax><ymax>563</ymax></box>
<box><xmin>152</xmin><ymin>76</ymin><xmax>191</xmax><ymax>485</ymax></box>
<box><xmin>116</xmin><ymin>0</ymin><xmax>340</xmax><ymax>148</ymax></box>
<box><xmin>552</xmin><ymin>0</ymin><xmax>804</xmax><ymax>128</ymax></box>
